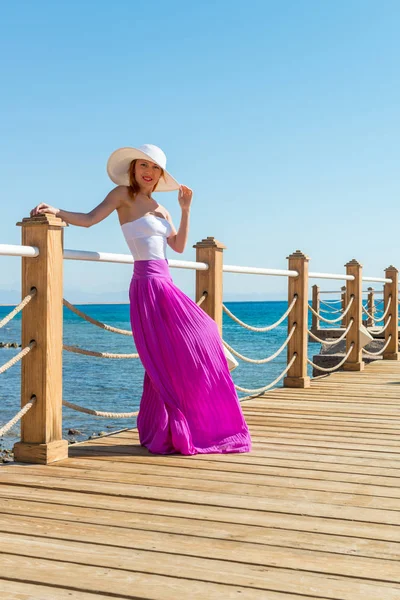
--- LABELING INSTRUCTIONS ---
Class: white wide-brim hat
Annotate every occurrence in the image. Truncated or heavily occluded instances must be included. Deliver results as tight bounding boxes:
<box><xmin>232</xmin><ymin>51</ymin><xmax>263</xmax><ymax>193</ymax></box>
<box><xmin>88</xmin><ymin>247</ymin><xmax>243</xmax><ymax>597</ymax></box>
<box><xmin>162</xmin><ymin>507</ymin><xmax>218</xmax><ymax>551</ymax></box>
<box><xmin>106</xmin><ymin>144</ymin><xmax>180</xmax><ymax>192</ymax></box>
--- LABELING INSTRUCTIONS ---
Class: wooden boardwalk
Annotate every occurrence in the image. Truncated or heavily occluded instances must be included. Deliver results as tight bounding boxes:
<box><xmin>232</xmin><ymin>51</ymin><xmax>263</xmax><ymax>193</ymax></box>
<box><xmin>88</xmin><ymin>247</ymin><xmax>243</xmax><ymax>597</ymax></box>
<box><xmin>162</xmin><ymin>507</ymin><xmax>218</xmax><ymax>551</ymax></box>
<box><xmin>1</xmin><ymin>360</ymin><xmax>400</xmax><ymax>599</ymax></box>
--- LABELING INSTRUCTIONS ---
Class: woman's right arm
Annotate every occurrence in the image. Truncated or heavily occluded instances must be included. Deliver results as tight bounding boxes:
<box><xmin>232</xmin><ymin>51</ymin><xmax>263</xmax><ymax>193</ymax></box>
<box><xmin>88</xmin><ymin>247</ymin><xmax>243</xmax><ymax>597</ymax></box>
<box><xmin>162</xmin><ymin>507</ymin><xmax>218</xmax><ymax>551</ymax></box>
<box><xmin>30</xmin><ymin>187</ymin><xmax>123</xmax><ymax>228</ymax></box>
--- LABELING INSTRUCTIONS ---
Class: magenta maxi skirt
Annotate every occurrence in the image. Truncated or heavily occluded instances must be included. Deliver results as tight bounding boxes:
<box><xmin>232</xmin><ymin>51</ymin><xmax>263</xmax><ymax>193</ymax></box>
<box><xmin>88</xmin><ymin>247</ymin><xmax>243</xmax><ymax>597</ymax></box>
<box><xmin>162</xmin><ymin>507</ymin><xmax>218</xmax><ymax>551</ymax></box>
<box><xmin>129</xmin><ymin>259</ymin><xmax>252</xmax><ymax>455</ymax></box>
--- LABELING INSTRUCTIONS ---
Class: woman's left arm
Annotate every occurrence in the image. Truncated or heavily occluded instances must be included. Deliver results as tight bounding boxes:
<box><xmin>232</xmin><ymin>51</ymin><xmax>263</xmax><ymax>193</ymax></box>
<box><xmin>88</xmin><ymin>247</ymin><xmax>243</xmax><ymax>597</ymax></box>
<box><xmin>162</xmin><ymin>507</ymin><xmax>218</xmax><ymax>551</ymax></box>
<box><xmin>167</xmin><ymin>185</ymin><xmax>193</xmax><ymax>254</ymax></box>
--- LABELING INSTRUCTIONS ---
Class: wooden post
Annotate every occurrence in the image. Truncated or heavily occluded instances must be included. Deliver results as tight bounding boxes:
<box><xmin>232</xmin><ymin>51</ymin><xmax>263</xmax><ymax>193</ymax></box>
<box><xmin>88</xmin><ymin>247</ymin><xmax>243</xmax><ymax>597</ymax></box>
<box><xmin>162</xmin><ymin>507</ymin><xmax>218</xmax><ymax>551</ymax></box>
<box><xmin>193</xmin><ymin>237</ymin><xmax>226</xmax><ymax>335</ymax></box>
<box><xmin>341</xmin><ymin>285</ymin><xmax>347</xmax><ymax>329</ymax></box>
<box><xmin>284</xmin><ymin>250</ymin><xmax>310</xmax><ymax>388</ymax></box>
<box><xmin>366</xmin><ymin>287</ymin><xmax>375</xmax><ymax>328</ymax></box>
<box><xmin>383</xmin><ymin>266</ymin><xmax>399</xmax><ymax>361</ymax></box>
<box><xmin>13</xmin><ymin>214</ymin><xmax>68</xmax><ymax>464</ymax></box>
<box><xmin>311</xmin><ymin>285</ymin><xmax>319</xmax><ymax>332</ymax></box>
<box><xmin>343</xmin><ymin>259</ymin><xmax>364</xmax><ymax>372</ymax></box>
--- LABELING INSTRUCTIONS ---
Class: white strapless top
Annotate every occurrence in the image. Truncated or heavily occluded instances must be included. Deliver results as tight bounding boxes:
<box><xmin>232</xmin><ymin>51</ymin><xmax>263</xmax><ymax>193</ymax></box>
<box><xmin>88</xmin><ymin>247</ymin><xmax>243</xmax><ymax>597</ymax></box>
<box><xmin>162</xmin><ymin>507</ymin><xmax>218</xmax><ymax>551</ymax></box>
<box><xmin>121</xmin><ymin>215</ymin><xmax>173</xmax><ymax>261</ymax></box>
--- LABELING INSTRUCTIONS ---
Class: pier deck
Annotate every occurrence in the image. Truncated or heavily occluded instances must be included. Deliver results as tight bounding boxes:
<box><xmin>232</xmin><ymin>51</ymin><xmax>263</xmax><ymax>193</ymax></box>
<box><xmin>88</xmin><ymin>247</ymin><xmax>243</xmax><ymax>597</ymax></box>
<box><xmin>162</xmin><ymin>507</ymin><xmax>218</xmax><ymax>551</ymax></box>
<box><xmin>1</xmin><ymin>360</ymin><xmax>400</xmax><ymax>599</ymax></box>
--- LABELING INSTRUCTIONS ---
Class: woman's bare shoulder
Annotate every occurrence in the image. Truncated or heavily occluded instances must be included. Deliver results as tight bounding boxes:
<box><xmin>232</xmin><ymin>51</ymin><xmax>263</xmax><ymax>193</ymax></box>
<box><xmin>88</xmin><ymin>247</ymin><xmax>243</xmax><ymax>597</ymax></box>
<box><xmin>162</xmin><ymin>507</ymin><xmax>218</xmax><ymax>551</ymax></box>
<box><xmin>111</xmin><ymin>185</ymin><xmax>131</xmax><ymax>204</ymax></box>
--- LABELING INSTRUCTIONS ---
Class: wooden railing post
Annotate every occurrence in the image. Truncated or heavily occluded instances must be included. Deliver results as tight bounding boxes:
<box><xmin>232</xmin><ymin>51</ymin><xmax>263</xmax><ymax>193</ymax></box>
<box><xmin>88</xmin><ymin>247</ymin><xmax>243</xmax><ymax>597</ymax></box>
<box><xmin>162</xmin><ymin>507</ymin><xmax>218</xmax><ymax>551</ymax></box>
<box><xmin>366</xmin><ymin>287</ymin><xmax>375</xmax><ymax>328</ymax></box>
<box><xmin>383</xmin><ymin>266</ymin><xmax>399</xmax><ymax>361</ymax></box>
<box><xmin>311</xmin><ymin>285</ymin><xmax>319</xmax><ymax>332</ymax></box>
<box><xmin>284</xmin><ymin>250</ymin><xmax>310</xmax><ymax>388</ymax></box>
<box><xmin>343</xmin><ymin>259</ymin><xmax>364</xmax><ymax>372</ymax></box>
<box><xmin>13</xmin><ymin>214</ymin><xmax>68</xmax><ymax>464</ymax></box>
<box><xmin>341</xmin><ymin>285</ymin><xmax>347</xmax><ymax>329</ymax></box>
<box><xmin>193</xmin><ymin>237</ymin><xmax>226</xmax><ymax>335</ymax></box>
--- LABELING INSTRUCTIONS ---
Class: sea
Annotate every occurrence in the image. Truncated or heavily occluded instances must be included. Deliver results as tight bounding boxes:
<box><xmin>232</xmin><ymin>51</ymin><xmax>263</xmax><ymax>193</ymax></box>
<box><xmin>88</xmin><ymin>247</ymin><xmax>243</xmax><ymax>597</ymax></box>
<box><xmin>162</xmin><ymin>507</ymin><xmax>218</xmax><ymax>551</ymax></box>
<box><xmin>0</xmin><ymin>301</ymin><xmax>324</xmax><ymax>451</ymax></box>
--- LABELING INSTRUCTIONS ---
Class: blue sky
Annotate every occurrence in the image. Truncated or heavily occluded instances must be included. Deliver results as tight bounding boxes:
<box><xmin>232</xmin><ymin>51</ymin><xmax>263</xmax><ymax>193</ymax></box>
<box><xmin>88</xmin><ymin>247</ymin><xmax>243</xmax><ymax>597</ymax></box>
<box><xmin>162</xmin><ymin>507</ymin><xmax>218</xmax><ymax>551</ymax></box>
<box><xmin>1</xmin><ymin>0</ymin><xmax>399</xmax><ymax>302</ymax></box>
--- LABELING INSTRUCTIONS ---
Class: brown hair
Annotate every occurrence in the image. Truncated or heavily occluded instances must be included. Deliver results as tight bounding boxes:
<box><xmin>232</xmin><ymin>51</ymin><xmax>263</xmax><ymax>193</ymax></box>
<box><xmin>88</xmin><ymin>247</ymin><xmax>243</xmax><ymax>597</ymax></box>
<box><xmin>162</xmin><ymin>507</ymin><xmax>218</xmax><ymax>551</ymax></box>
<box><xmin>127</xmin><ymin>160</ymin><xmax>165</xmax><ymax>199</ymax></box>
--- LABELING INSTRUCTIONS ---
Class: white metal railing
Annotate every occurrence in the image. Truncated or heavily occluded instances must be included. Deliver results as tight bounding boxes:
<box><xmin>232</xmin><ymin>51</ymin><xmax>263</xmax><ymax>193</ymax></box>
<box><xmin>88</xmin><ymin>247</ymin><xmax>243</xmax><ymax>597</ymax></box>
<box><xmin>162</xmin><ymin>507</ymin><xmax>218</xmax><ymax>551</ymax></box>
<box><xmin>64</xmin><ymin>248</ymin><xmax>208</xmax><ymax>271</ymax></box>
<box><xmin>223</xmin><ymin>265</ymin><xmax>298</xmax><ymax>277</ymax></box>
<box><xmin>0</xmin><ymin>243</ymin><xmax>394</xmax><ymax>282</ymax></box>
<box><xmin>309</xmin><ymin>272</ymin><xmax>354</xmax><ymax>281</ymax></box>
<box><xmin>0</xmin><ymin>244</ymin><xmax>39</xmax><ymax>258</ymax></box>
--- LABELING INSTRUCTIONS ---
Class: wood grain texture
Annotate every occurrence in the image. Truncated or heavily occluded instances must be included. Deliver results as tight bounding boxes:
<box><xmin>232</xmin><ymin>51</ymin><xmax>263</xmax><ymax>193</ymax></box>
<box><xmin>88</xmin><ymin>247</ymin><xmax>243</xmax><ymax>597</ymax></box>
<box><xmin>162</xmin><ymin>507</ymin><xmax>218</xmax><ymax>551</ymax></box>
<box><xmin>14</xmin><ymin>215</ymin><xmax>68</xmax><ymax>464</ymax></box>
<box><xmin>2</xmin><ymin>359</ymin><xmax>400</xmax><ymax>598</ymax></box>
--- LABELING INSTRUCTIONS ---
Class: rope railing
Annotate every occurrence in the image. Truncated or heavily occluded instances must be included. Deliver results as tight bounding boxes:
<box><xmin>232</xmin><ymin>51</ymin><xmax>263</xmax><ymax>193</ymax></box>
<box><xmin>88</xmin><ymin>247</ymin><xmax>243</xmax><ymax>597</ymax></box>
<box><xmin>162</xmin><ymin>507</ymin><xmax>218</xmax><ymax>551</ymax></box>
<box><xmin>309</xmin><ymin>295</ymin><xmax>354</xmax><ymax>324</ymax></box>
<box><xmin>222</xmin><ymin>324</ymin><xmax>296</xmax><ymax>365</ymax></box>
<box><xmin>63</xmin><ymin>344</ymin><xmax>139</xmax><ymax>359</ymax></box>
<box><xmin>362</xmin><ymin>335</ymin><xmax>392</xmax><ymax>356</ymax></box>
<box><xmin>0</xmin><ymin>341</ymin><xmax>36</xmax><ymax>374</ymax></box>
<box><xmin>236</xmin><ymin>353</ymin><xmax>297</xmax><ymax>400</ymax></box>
<box><xmin>63</xmin><ymin>299</ymin><xmax>132</xmax><ymax>336</ymax></box>
<box><xmin>319</xmin><ymin>300</ymin><xmax>343</xmax><ymax>312</ymax></box>
<box><xmin>370</xmin><ymin>315</ymin><xmax>392</xmax><ymax>337</ymax></box>
<box><xmin>362</xmin><ymin>296</ymin><xmax>392</xmax><ymax>322</ymax></box>
<box><xmin>0</xmin><ymin>288</ymin><xmax>37</xmax><ymax>329</ymax></box>
<box><xmin>308</xmin><ymin>319</ymin><xmax>354</xmax><ymax>345</ymax></box>
<box><xmin>237</xmin><ymin>354</ymin><xmax>297</xmax><ymax>399</ymax></box>
<box><xmin>307</xmin><ymin>343</ymin><xmax>354</xmax><ymax>373</ymax></box>
<box><xmin>223</xmin><ymin>295</ymin><xmax>297</xmax><ymax>332</ymax></box>
<box><xmin>319</xmin><ymin>306</ymin><xmax>343</xmax><ymax>314</ymax></box>
<box><xmin>196</xmin><ymin>292</ymin><xmax>208</xmax><ymax>307</ymax></box>
<box><xmin>62</xmin><ymin>399</ymin><xmax>139</xmax><ymax>418</ymax></box>
<box><xmin>0</xmin><ymin>396</ymin><xmax>37</xmax><ymax>437</ymax></box>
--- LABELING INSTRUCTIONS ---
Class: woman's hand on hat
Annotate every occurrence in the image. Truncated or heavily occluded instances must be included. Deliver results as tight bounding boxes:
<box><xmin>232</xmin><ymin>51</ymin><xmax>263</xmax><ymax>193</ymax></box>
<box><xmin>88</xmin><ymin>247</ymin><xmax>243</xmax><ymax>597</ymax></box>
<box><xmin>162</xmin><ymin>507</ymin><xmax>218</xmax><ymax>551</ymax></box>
<box><xmin>178</xmin><ymin>185</ymin><xmax>193</xmax><ymax>211</ymax></box>
<box><xmin>30</xmin><ymin>203</ymin><xmax>60</xmax><ymax>218</ymax></box>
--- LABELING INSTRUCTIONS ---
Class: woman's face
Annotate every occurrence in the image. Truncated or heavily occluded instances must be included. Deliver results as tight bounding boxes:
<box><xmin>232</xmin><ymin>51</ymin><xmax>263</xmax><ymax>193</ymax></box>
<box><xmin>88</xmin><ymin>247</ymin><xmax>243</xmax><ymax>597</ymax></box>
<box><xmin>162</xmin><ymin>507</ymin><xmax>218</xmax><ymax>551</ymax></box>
<box><xmin>135</xmin><ymin>159</ymin><xmax>162</xmax><ymax>191</ymax></box>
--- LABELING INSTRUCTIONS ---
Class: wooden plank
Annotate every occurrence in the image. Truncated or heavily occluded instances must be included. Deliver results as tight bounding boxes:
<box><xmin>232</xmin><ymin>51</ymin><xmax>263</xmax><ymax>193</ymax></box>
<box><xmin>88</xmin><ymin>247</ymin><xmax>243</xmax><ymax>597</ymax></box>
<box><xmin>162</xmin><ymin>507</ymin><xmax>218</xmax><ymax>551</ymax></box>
<box><xmin>1</xmin><ymin>474</ymin><xmax>400</xmax><ymax>525</ymax></box>
<box><xmin>0</xmin><ymin>553</ymin><xmax>282</xmax><ymax>600</ymax></box>
<box><xmin>72</xmin><ymin>433</ymin><xmax>400</xmax><ymax>457</ymax></box>
<box><xmin>3</xmin><ymin>467</ymin><xmax>400</xmax><ymax>511</ymax></box>
<box><xmin>0</xmin><ymin>580</ymin><xmax>130</xmax><ymax>600</ymax></box>
<box><xmin>57</xmin><ymin>456</ymin><xmax>400</xmax><ymax>487</ymax></box>
<box><xmin>1</xmin><ymin>486</ymin><xmax>400</xmax><ymax>542</ymax></box>
<box><xmin>68</xmin><ymin>442</ymin><xmax>400</xmax><ymax>468</ymax></box>
<box><xmin>1</xmin><ymin>537</ymin><xmax>400</xmax><ymax>600</ymax></box>
<box><xmin>5</xmin><ymin>461</ymin><xmax>400</xmax><ymax>500</ymax></box>
<box><xmin>1</xmin><ymin>507</ymin><xmax>400</xmax><ymax>563</ymax></box>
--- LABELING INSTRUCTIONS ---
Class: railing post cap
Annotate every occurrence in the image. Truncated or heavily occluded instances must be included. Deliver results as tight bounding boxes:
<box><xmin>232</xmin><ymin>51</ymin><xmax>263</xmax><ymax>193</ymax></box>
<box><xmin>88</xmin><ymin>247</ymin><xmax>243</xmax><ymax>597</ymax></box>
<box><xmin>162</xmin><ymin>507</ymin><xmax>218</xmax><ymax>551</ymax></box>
<box><xmin>17</xmin><ymin>214</ymin><xmax>68</xmax><ymax>228</ymax></box>
<box><xmin>193</xmin><ymin>237</ymin><xmax>226</xmax><ymax>250</ymax></box>
<box><xmin>286</xmin><ymin>250</ymin><xmax>309</xmax><ymax>261</ymax></box>
<box><xmin>345</xmin><ymin>259</ymin><xmax>362</xmax><ymax>268</ymax></box>
<box><xmin>385</xmin><ymin>265</ymin><xmax>398</xmax><ymax>273</ymax></box>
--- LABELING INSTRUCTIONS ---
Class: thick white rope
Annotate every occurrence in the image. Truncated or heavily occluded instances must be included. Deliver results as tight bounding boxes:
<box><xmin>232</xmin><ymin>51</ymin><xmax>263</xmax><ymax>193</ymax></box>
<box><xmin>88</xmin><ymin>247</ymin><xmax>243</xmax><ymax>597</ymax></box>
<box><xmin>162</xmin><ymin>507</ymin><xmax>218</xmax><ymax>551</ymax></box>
<box><xmin>319</xmin><ymin>299</ymin><xmax>342</xmax><ymax>305</ymax></box>
<box><xmin>370</xmin><ymin>315</ymin><xmax>392</xmax><ymax>337</ymax></box>
<box><xmin>63</xmin><ymin>294</ymin><xmax>207</xmax><ymax>337</ymax></box>
<box><xmin>308</xmin><ymin>295</ymin><xmax>354</xmax><ymax>324</ymax></box>
<box><xmin>63</xmin><ymin>344</ymin><xmax>139</xmax><ymax>359</ymax></box>
<box><xmin>362</xmin><ymin>335</ymin><xmax>392</xmax><ymax>356</ymax></box>
<box><xmin>196</xmin><ymin>293</ymin><xmax>207</xmax><ymax>307</ymax></box>
<box><xmin>307</xmin><ymin>343</ymin><xmax>354</xmax><ymax>373</ymax></box>
<box><xmin>223</xmin><ymin>295</ymin><xmax>297</xmax><ymax>332</ymax></box>
<box><xmin>236</xmin><ymin>354</ymin><xmax>297</xmax><ymax>397</ymax></box>
<box><xmin>0</xmin><ymin>396</ymin><xmax>37</xmax><ymax>437</ymax></box>
<box><xmin>319</xmin><ymin>306</ymin><xmax>343</xmax><ymax>314</ymax></box>
<box><xmin>0</xmin><ymin>341</ymin><xmax>36</xmax><ymax>374</ymax></box>
<box><xmin>362</xmin><ymin>296</ymin><xmax>392</xmax><ymax>322</ymax></box>
<box><xmin>63</xmin><ymin>299</ymin><xmax>132</xmax><ymax>336</ymax></box>
<box><xmin>0</xmin><ymin>288</ymin><xmax>37</xmax><ymax>329</ymax></box>
<box><xmin>62</xmin><ymin>399</ymin><xmax>138</xmax><ymax>418</ymax></box>
<box><xmin>319</xmin><ymin>300</ymin><xmax>343</xmax><ymax>313</ymax></box>
<box><xmin>308</xmin><ymin>319</ymin><xmax>354</xmax><ymax>345</ymax></box>
<box><xmin>222</xmin><ymin>324</ymin><xmax>296</xmax><ymax>364</ymax></box>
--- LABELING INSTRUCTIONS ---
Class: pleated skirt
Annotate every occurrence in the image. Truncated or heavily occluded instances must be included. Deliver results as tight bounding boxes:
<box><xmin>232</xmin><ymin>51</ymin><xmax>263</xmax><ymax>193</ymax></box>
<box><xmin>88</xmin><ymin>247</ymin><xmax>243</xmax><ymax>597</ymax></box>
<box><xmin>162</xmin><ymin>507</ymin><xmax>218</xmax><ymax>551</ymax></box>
<box><xmin>129</xmin><ymin>259</ymin><xmax>252</xmax><ymax>455</ymax></box>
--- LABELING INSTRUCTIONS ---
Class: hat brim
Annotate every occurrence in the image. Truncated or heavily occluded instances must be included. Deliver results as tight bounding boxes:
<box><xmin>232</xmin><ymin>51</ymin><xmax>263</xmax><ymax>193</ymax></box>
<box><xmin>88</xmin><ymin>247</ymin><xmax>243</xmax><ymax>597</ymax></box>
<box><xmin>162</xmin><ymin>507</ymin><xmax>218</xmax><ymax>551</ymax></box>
<box><xmin>106</xmin><ymin>147</ymin><xmax>180</xmax><ymax>192</ymax></box>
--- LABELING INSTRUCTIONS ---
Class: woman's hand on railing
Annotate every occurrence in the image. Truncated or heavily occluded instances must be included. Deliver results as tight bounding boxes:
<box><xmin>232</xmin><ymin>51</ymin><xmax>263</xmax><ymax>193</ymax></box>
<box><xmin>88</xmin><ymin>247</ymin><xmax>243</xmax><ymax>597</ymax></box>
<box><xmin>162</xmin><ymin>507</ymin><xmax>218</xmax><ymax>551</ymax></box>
<box><xmin>30</xmin><ymin>203</ymin><xmax>60</xmax><ymax>217</ymax></box>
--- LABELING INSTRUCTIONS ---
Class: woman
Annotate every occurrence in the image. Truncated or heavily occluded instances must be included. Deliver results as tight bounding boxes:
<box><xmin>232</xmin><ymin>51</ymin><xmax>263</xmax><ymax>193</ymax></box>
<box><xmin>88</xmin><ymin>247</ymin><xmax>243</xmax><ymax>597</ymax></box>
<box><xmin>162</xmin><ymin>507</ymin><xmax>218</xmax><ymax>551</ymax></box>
<box><xmin>30</xmin><ymin>144</ymin><xmax>251</xmax><ymax>455</ymax></box>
